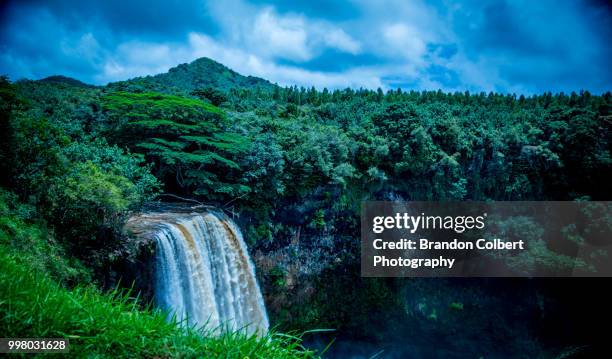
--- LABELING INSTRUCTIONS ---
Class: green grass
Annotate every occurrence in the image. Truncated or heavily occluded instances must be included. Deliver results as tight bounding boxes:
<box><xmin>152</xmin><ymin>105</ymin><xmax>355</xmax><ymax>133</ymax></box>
<box><xmin>0</xmin><ymin>250</ymin><xmax>318</xmax><ymax>358</ymax></box>
<box><xmin>0</xmin><ymin>189</ymin><xmax>319</xmax><ymax>358</ymax></box>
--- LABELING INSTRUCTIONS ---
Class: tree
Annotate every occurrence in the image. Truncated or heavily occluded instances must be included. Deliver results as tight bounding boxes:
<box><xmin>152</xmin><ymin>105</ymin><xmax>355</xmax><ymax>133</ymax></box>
<box><xmin>191</xmin><ymin>87</ymin><xmax>228</xmax><ymax>106</ymax></box>
<box><xmin>103</xmin><ymin>92</ymin><xmax>250</xmax><ymax>198</ymax></box>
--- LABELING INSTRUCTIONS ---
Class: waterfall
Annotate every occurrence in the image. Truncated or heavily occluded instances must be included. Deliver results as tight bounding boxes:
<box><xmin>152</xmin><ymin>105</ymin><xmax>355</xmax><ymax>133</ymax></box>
<box><xmin>126</xmin><ymin>209</ymin><xmax>269</xmax><ymax>336</ymax></box>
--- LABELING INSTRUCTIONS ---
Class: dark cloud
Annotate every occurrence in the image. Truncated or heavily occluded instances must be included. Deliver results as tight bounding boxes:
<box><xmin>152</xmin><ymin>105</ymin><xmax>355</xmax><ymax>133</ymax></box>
<box><xmin>427</xmin><ymin>65</ymin><xmax>461</xmax><ymax>89</ymax></box>
<box><xmin>0</xmin><ymin>0</ymin><xmax>610</xmax><ymax>93</ymax></box>
<box><xmin>2</xmin><ymin>0</ymin><xmax>218</xmax><ymax>40</ymax></box>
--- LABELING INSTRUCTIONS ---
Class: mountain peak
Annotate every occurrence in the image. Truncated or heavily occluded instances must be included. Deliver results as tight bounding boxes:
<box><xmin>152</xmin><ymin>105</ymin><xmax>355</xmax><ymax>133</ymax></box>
<box><xmin>38</xmin><ymin>75</ymin><xmax>92</xmax><ymax>88</ymax></box>
<box><xmin>109</xmin><ymin>57</ymin><xmax>274</xmax><ymax>94</ymax></box>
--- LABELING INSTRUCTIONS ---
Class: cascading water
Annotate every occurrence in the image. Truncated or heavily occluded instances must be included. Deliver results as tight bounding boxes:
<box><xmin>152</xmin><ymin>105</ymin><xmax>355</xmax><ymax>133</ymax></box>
<box><xmin>126</xmin><ymin>208</ymin><xmax>269</xmax><ymax>336</ymax></box>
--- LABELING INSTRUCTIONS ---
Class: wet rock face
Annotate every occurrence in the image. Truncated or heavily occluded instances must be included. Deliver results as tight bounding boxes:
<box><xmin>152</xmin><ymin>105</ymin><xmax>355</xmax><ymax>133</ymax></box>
<box><xmin>110</xmin><ymin>204</ymin><xmax>210</xmax><ymax>303</ymax></box>
<box><xmin>106</xmin><ymin>219</ymin><xmax>158</xmax><ymax>304</ymax></box>
<box><xmin>107</xmin><ymin>242</ymin><xmax>157</xmax><ymax>303</ymax></box>
<box><xmin>245</xmin><ymin>222</ymin><xmax>567</xmax><ymax>358</ymax></box>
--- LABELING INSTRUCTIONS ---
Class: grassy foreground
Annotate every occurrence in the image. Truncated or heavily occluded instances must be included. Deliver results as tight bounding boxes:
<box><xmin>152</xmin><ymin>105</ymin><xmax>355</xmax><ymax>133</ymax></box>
<box><xmin>0</xmin><ymin>189</ymin><xmax>317</xmax><ymax>358</ymax></box>
<box><xmin>0</xmin><ymin>250</ymin><xmax>317</xmax><ymax>358</ymax></box>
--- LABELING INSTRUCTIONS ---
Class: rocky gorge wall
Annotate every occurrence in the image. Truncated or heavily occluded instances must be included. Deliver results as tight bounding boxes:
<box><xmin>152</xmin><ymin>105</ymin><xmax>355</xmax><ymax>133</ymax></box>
<box><xmin>109</xmin><ymin>202</ymin><xmax>606</xmax><ymax>358</ymax></box>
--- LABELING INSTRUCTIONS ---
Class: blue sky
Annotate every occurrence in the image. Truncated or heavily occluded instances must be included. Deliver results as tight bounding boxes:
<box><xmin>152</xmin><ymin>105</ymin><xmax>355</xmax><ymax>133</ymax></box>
<box><xmin>1</xmin><ymin>0</ymin><xmax>611</xmax><ymax>94</ymax></box>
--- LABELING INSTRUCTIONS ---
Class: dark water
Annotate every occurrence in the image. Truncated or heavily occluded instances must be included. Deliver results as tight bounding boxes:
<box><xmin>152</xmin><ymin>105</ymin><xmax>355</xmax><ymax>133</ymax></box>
<box><xmin>305</xmin><ymin>338</ymin><xmax>485</xmax><ymax>359</ymax></box>
<box><xmin>301</xmin><ymin>277</ymin><xmax>612</xmax><ymax>359</ymax></box>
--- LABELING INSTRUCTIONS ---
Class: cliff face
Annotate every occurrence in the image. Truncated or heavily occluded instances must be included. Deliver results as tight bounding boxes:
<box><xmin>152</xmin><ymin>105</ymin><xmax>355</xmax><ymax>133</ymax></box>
<box><xmin>239</xmin><ymin>207</ymin><xmax>575</xmax><ymax>358</ymax></box>
<box><xmin>253</xmin><ymin>244</ymin><xmax>554</xmax><ymax>358</ymax></box>
<box><xmin>108</xmin><ymin>225</ymin><xmax>157</xmax><ymax>304</ymax></box>
<box><xmin>114</xmin><ymin>201</ymin><xmax>537</xmax><ymax>356</ymax></box>
<box><xmin>111</xmin><ymin>202</ymin><xmax>596</xmax><ymax>358</ymax></box>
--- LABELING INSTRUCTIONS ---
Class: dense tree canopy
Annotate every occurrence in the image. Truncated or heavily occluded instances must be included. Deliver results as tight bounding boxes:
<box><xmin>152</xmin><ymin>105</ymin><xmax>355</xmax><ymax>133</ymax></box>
<box><xmin>102</xmin><ymin>91</ymin><xmax>249</xmax><ymax>198</ymax></box>
<box><xmin>2</xmin><ymin>64</ymin><xmax>611</xmax><ymax>256</ymax></box>
<box><xmin>0</xmin><ymin>58</ymin><xmax>610</xmax><ymax>358</ymax></box>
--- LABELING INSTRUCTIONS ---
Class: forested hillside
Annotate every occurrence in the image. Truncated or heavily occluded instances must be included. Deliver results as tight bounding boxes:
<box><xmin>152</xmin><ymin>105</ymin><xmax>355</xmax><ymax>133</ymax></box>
<box><xmin>1</xmin><ymin>57</ymin><xmax>611</xmax><ymax>357</ymax></box>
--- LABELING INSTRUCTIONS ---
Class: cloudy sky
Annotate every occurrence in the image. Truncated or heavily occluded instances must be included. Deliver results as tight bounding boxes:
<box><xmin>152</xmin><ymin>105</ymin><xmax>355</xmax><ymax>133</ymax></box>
<box><xmin>1</xmin><ymin>0</ymin><xmax>611</xmax><ymax>94</ymax></box>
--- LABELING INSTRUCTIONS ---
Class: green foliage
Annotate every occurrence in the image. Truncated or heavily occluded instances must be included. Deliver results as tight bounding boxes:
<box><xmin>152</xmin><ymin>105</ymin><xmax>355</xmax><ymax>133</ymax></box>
<box><xmin>310</xmin><ymin>209</ymin><xmax>326</xmax><ymax>230</ymax></box>
<box><xmin>192</xmin><ymin>87</ymin><xmax>229</xmax><ymax>106</ymax></box>
<box><xmin>270</xmin><ymin>266</ymin><xmax>288</xmax><ymax>288</ymax></box>
<box><xmin>108</xmin><ymin>57</ymin><xmax>274</xmax><ymax>95</ymax></box>
<box><xmin>449</xmin><ymin>302</ymin><xmax>464</xmax><ymax>311</ymax></box>
<box><xmin>1</xmin><ymin>79</ymin><xmax>160</xmax><ymax>266</ymax></box>
<box><xmin>46</xmin><ymin>161</ymin><xmax>143</xmax><ymax>246</ymax></box>
<box><xmin>274</xmin><ymin>275</ymin><xmax>401</xmax><ymax>334</ymax></box>
<box><xmin>13</xmin><ymin>78</ymin><xmax>103</xmax><ymax>138</ymax></box>
<box><xmin>102</xmin><ymin>91</ymin><xmax>249</xmax><ymax>198</ymax></box>
<box><xmin>8</xmin><ymin>116</ymin><xmax>158</xmax><ymax>239</ymax></box>
<box><xmin>486</xmin><ymin>216</ymin><xmax>588</xmax><ymax>274</ymax></box>
<box><xmin>6</xmin><ymin>115</ymin><xmax>69</xmax><ymax>197</ymax></box>
<box><xmin>0</xmin><ymin>251</ymin><xmax>316</xmax><ymax>358</ymax></box>
<box><xmin>2</xmin><ymin>60</ymin><xmax>611</xmax><ymax>355</ymax></box>
<box><xmin>0</xmin><ymin>77</ymin><xmax>22</xmax><ymax>180</ymax></box>
<box><xmin>62</xmin><ymin>139</ymin><xmax>161</xmax><ymax>200</ymax></box>
<box><xmin>0</xmin><ymin>189</ymin><xmax>89</xmax><ymax>285</ymax></box>
<box><xmin>427</xmin><ymin>308</ymin><xmax>438</xmax><ymax>321</ymax></box>
<box><xmin>561</xmin><ymin>202</ymin><xmax>612</xmax><ymax>272</ymax></box>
